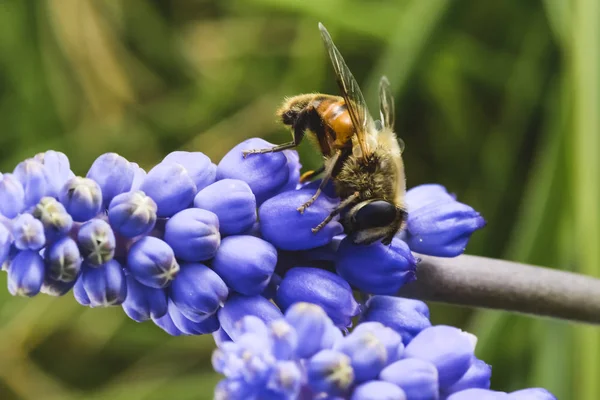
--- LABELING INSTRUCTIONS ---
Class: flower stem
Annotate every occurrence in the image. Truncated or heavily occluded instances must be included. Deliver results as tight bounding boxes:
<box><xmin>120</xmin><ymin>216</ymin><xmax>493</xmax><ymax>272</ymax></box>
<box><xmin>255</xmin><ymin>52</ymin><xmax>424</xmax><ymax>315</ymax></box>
<box><xmin>397</xmin><ymin>254</ymin><xmax>600</xmax><ymax>325</ymax></box>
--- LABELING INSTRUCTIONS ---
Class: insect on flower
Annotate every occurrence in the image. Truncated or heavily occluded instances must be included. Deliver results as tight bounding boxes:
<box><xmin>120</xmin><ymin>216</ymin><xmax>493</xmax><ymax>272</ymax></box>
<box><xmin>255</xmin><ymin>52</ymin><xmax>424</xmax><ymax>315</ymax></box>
<box><xmin>243</xmin><ymin>23</ymin><xmax>407</xmax><ymax>245</ymax></box>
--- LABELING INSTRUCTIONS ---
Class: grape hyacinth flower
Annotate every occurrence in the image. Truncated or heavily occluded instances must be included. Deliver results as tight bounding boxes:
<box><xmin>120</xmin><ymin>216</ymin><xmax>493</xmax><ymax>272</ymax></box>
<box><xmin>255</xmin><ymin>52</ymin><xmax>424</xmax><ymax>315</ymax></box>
<box><xmin>0</xmin><ymin>138</ymin><xmax>555</xmax><ymax>398</ymax></box>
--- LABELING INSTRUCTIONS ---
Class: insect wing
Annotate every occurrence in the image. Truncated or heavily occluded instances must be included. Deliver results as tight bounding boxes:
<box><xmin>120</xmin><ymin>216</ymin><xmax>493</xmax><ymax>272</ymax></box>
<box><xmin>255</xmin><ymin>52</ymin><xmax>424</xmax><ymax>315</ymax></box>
<box><xmin>378</xmin><ymin>75</ymin><xmax>404</xmax><ymax>153</ymax></box>
<box><xmin>318</xmin><ymin>23</ymin><xmax>375</xmax><ymax>161</ymax></box>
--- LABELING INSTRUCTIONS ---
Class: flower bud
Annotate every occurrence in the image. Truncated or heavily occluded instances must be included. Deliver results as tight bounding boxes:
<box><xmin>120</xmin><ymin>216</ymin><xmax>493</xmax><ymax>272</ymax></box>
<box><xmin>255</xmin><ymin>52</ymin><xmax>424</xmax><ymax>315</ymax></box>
<box><xmin>351</xmin><ymin>381</ymin><xmax>406</xmax><ymax>400</ymax></box>
<box><xmin>404</xmin><ymin>185</ymin><xmax>485</xmax><ymax>257</ymax></box>
<box><xmin>276</xmin><ymin>267</ymin><xmax>360</xmax><ymax>328</ymax></box>
<box><xmin>130</xmin><ymin>162</ymin><xmax>146</xmax><ymax>191</ymax></box>
<box><xmin>235</xmin><ymin>315</ymin><xmax>270</xmax><ymax>338</ymax></box>
<box><xmin>218</xmin><ymin>294</ymin><xmax>283</xmax><ymax>340</ymax></box>
<box><xmin>447</xmin><ymin>389</ymin><xmax>508</xmax><ymax>399</ymax></box>
<box><xmin>379</xmin><ymin>358</ymin><xmax>438</xmax><ymax>400</ymax></box>
<box><xmin>214</xmin><ymin>379</ymin><xmax>252</xmax><ymax>400</ymax></box>
<box><xmin>212</xmin><ymin>235</ymin><xmax>276</xmax><ymax>296</ymax></box>
<box><xmin>152</xmin><ymin>309</ymin><xmax>183</xmax><ymax>336</ymax></box>
<box><xmin>360</xmin><ymin>296</ymin><xmax>431</xmax><ymax>345</ymax></box>
<box><xmin>216</xmin><ymin>138</ymin><xmax>295</xmax><ymax>205</ymax></box>
<box><xmin>336</xmin><ymin>237</ymin><xmax>416</xmax><ymax>295</ymax></box>
<box><xmin>163</xmin><ymin>151</ymin><xmax>217</xmax><ymax>192</ymax></box>
<box><xmin>307</xmin><ymin>349</ymin><xmax>354</xmax><ymax>396</ymax></box>
<box><xmin>268</xmin><ymin>319</ymin><xmax>298</xmax><ymax>360</ymax></box>
<box><xmin>13</xmin><ymin>159</ymin><xmax>52</xmax><ymax>207</ymax></box>
<box><xmin>122</xmin><ymin>274</ymin><xmax>168</xmax><ymax>322</ymax></box>
<box><xmin>73</xmin><ymin>275</ymin><xmax>90</xmax><ymax>306</ymax></box>
<box><xmin>7</xmin><ymin>250</ymin><xmax>45</xmax><ymax>297</ymax></box>
<box><xmin>80</xmin><ymin>260</ymin><xmax>127</xmax><ymax>307</ymax></box>
<box><xmin>444</xmin><ymin>359</ymin><xmax>491</xmax><ymax>395</ymax></box>
<box><xmin>11</xmin><ymin>213</ymin><xmax>45</xmax><ymax>251</ymax></box>
<box><xmin>259</xmin><ymin>189</ymin><xmax>343</xmax><ymax>250</ymax></box>
<box><xmin>77</xmin><ymin>219</ymin><xmax>116</xmax><ymax>266</ymax></box>
<box><xmin>45</xmin><ymin>236</ymin><xmax>81</xmax><ymax>282</ymax></box>
<box><xmin>86</xmin><ymin>153</ymin><xmax>135</xmax><ymax>208</ymax></box>
<box><xmin>284</xmin><ymin>302</ymin><xmax>330</xmax><ymax>359</ymax></box>
<box><xmin>41</xmin><ymin>276</ymin><xmax>77</xmax><ymax>297</ymax></box>
<box><xmin>108</xmin><ymin>190</ymin><xmax>157</xmax><ymax>238</ymax></box>
<box><xmin>404</xmin><ymin>325</ymin><xmax>476</xmax><ymax>389</ymax></box>
<box><xmin>33</xmin><ymin>150</ymin><xmax>74</xmax><ymax>197</ymax></box>
<box><xmin>0</xmin><ymin>223</ymin><xmax>12</xmax><ymax>266</ymax></box>
<box><xmin>127</xmin><ymin>236</ymin><xmax>179</xmax><ymax>288</ymax></box>
<box><xmin>213</xmin><ymin>327</ymin><xmax>232</xmax><ymax>348</ymax></box>
<box><xmin>508</xmin><ymin>388</ymin><xmax>556</xmax><ymax>399</ymax></box>
<box><xmin>163</xmin><ymin>208</ymin><xmax>220</xmax><ymax>261</ymax></box>
<box><xmin>352</xmin><ymin>322</ymin><xmax>404</xmax><ymax>364</ymax></box>
<box><xmin>59</xmin><ymin>177</ymin><xmax>103</xmax><ymax>222</ymax></box>
<box><xmin>335</xmin><ymin>330</ymin><xmax>388</xmax><ymax>383</ymax></box>
<box><xmin>263</xmin><ymin>361</ymin><xmax>303</xmax><ymax>399</ymax></box>
<box><xmin>281</xmin><ymin>149</ymin><xmax>301</xmax><ymax>193</ymax></box>
<box><xmin>167</xmin><ymin>300</ymin><xmax>220</xmax><ymax>335</ymax></box>
<box><xmin>169</xmin><ymin>262</ymin><xmax>228</xmax><ymax>319</ymax></box>
<box><xmin>140</xmin><ymin>161</ymin><xmax>197</xmax><ymax>217</ymax></box>
<box><xmin>33</xmin><ymin>197</ymin><xmax>73</xmax><ymax>242</ymax></box>
<box><xmin>0</xmin><ymin>173</ymin><xmax>25</xmax><ymax>218</ymax></box>
<box><xmin>193</xmin><ymin>179</ymin><xmax>256</xmax><ymax>236</ymax></box>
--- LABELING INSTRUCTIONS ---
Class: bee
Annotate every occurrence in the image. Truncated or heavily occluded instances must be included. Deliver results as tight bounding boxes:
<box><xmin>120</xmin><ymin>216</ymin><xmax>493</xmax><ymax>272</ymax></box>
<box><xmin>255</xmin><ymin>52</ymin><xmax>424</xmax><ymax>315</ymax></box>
<box><xmin>243</xmin><ymin>23</ymin><xmax>407</xmax><ymax>245</ymax></box>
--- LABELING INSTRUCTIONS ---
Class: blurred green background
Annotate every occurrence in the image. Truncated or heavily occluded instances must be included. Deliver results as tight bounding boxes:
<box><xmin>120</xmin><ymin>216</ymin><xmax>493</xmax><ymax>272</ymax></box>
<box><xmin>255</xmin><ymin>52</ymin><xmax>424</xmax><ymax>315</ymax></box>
<box><xmin>0</xmin><ymin>0</ymin><xmax>597</xmax><ymax>399</ymax></box>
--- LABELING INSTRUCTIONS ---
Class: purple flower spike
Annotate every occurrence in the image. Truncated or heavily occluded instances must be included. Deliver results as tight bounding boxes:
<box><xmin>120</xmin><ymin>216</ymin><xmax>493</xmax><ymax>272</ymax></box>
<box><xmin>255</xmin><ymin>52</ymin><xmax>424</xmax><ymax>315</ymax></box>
<box><xmin>33</xmin><ymin>197</ymin><xmax>73</xmax><ymax>242</ymax></box>
<box><xmin>163</xmin><ymin>208</ymin><xmax>220</xmax><ymax>262</ymax></box>
<box><xmin>379</xmin><ymin>358</ymin><xmax>439</xmax><ymax>400</ymax></box>
<box><xmin>13</xmin><ymin>159</ymin><xmax>52</xmax><ymax>208</ymax></box>
<box><xmin>218</xmin><ymin>294</ymin><xmax>283</xmax><ymax>340</ymax></box>
<box><xmin>12</xmin><ymin>213</ymin><xmax>45</xmax><ymax>251</ymax></box>
<box><xmin>140</xmin><ymin>161</ymin><xmax>197</xmax><ymax>218</ymax></box>
<box><xmin>284</xmin><ymin>302</ymin><xmax>331</xmax><ymax>359</ymax></box>
<box><xmin>447</xmin><ymin>388</ymin><xmax>508</xmax><ymax>400</ymax></box>
<box><xmin>276</xmin><ymin>267</ymin><xmax>360</xmax><ymax>328</ymax></box>
<box><xmin>212</xmin><ymin>235</ymin><xmax>277</xmax><ymax>296</ymax></box>
<box><xmin>108</xmin><ymin>190</ymin><xmax>157</xmax><ymax>238</ymax></box>
<box><xmin>73</xmin><ymin>276</ymin><xmax>91</xmax><ymax>306</ymax></box>
<box><xmin>351</xmin><ymin>381</ymin><xmax>407</xmax><ymax>400</ymax></box>
<box><xmin>59</xmin><ymin>177</ymin><xmax>103</xmax><ymax>222</ymax></box>
<box><xmin>217</xmin><ymin>138</ymin><xmax>296</xmax><ymax>205</ymax></box>
<box><xmin>404</xmin><ymin>185</ymin><xmax>485</xmax><ymax>257</ymax></box>
<box><xmin>193</xmin><ymin>179</ymin><xmax>256</xmax><ymax>236</ymax></box>
<box><xmin>307</xmin><ymin>349</ymin><xmax>354</xmax><ymax>396</ymax></box>
<box><xmin>360</xmin><ymin>296</ymin><xmax>431</xmax><ymax>345</ymax></box>
<box><xmin>335</xmin><ymin>330</ymin><xmax>388</xmax><ymax>383</ymax></box>
<box><xmin>122</xmin><ymin>274</ymin><xmax>168</xmax><ymax>322</ymax></box>
<box><xmin>336</xmin><ymin>237</ymin><xmax>416</xmax><ymax>295</ymax></box>
<box><xmin>0</xmin><ymin>223</ymin><xmax>12</xmax><ymax>266</ymax></box>
<box><xmin>0</xmin><ymin>173</ymin><xmax>25</xmax><ymax>218</ymax></box>
<box><xmin>167</xmin><ymin>300</ymin><xmax>220</xmax><ymax>335</ymax></box>
<box><xmin>404</xmin><ymin>325</ymin><xmax>476</xmax><ymax>389</ymax></box>
<box><xmin>80</xmin><ymin>260</ymin><xmax>127</xmax><ymax>307</ymax></box>
<box><xmin>163</xmin><ymin>151</ymin><xmax>217</xmax><ymax>192</ymax></box>
<box><xmin>130</xmin><ymin>162</ymin><xmax>146</xmax><ymax>191</ymax></box>
<box><xmin>444</xmin><ymin>358</ymin><xmax>492</xmax><ymax>395</ymax></box>
<box><xmin>77</xmin><ymin>219</ymin><xmax>116</xmax><ymax>266</ymax></box>
<box><xmin>33</xmin><ymin>150</ymin><xmax>74</xmax><ymax>196</ymax></box>
<box><xmin>259</xmin><ymin>189</ymin><xmax>343</xmax><ymax>251</ymax></box>
<box><xmin>508</xmin><ymin>388</ymin><xmax>557</xmax><ymax>399</ymax></box>
<box><xmin>7</xmin><ymin>250</ymin><xmax>45</xmax><ymax>297</ymax></box>
<box><xmin>152</xmin><ymin>309</ymin><xmax>184</xmax><ymax>336</ymax></box>
<box><xmin>45</xmin><ymin>237</ymin><xmax>81</xmax><ymax>282</ymax></box>
<box><xmin>86</xmin><ymin>152</ymin><xmax>135</xmax><ymax>208</ymax></box>
<box><xmin>41</xmin><ymin>276</ymin><xmax>77</xmax><ymax>297</ymax></box>
<box><xmin>127</xmin><ymin>236</ymin><xmax>180</xmax><ymax>288</ymax></box>
<box><xmin>169</xmin><ymin>262</ymin><xmax>229</xmax><ymax>320</ymax></box>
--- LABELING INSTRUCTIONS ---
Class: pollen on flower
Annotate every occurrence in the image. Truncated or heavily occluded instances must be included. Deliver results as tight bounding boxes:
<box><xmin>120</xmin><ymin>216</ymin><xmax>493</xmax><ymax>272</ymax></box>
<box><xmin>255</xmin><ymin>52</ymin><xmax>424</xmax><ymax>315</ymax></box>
<box><xmin>326</xmin><ymin>354</ymin><xmax>354</xmax><ymax>390</ymax></box>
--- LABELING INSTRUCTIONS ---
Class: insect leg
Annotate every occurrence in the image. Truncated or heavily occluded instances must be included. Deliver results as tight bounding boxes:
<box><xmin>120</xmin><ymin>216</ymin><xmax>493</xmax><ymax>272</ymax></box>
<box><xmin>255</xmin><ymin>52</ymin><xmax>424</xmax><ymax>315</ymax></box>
<box><xmin>299</xmin><ymin>165</ymin><xmax>325</xmax><ymax>183</ymax></box>
<box><xmin>297</xmin><ymin>148</ymin><xmax>343</xmax><ymax>213</ymax></box>
<box><xmin>311</xmin><ymin>191</ymin><xmax>360</xmax><ymax>233</ymax></box>
<box><xmin>242</xmin><ymin>109</ymin><xmax>311</xmax><ymax>158</ymax></box>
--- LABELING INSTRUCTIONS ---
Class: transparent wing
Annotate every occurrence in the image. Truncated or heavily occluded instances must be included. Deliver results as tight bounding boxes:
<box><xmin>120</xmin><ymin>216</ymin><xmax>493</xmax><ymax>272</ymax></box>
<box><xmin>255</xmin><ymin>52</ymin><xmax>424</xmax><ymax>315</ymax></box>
<box><xmin>379</xmin><ymin>75</ymin><xmax>404</xmax><ymax>153</ymax></box>
<box><xmin>318</xmin><ymin>23</ymin><xmax>375</xmax><ymax>161</ymax></box>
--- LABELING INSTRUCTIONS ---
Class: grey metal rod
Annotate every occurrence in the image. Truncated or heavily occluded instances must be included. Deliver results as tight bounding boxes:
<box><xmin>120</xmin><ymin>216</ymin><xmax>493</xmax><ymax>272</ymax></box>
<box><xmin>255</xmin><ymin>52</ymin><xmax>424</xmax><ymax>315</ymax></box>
<box><xmin>396</xmin><ymin>254</ymin><xmax>600</xmax><ymax>325</ymax></box>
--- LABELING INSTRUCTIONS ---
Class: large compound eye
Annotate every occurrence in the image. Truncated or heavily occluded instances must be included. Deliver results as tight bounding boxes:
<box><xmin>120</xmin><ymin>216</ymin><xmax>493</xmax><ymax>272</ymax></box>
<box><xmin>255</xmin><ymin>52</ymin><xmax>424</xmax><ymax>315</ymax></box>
<box><xmin>352</xmin><ymin>200</ymin><xmax>397</xmax><ymax>230</ymax></box>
